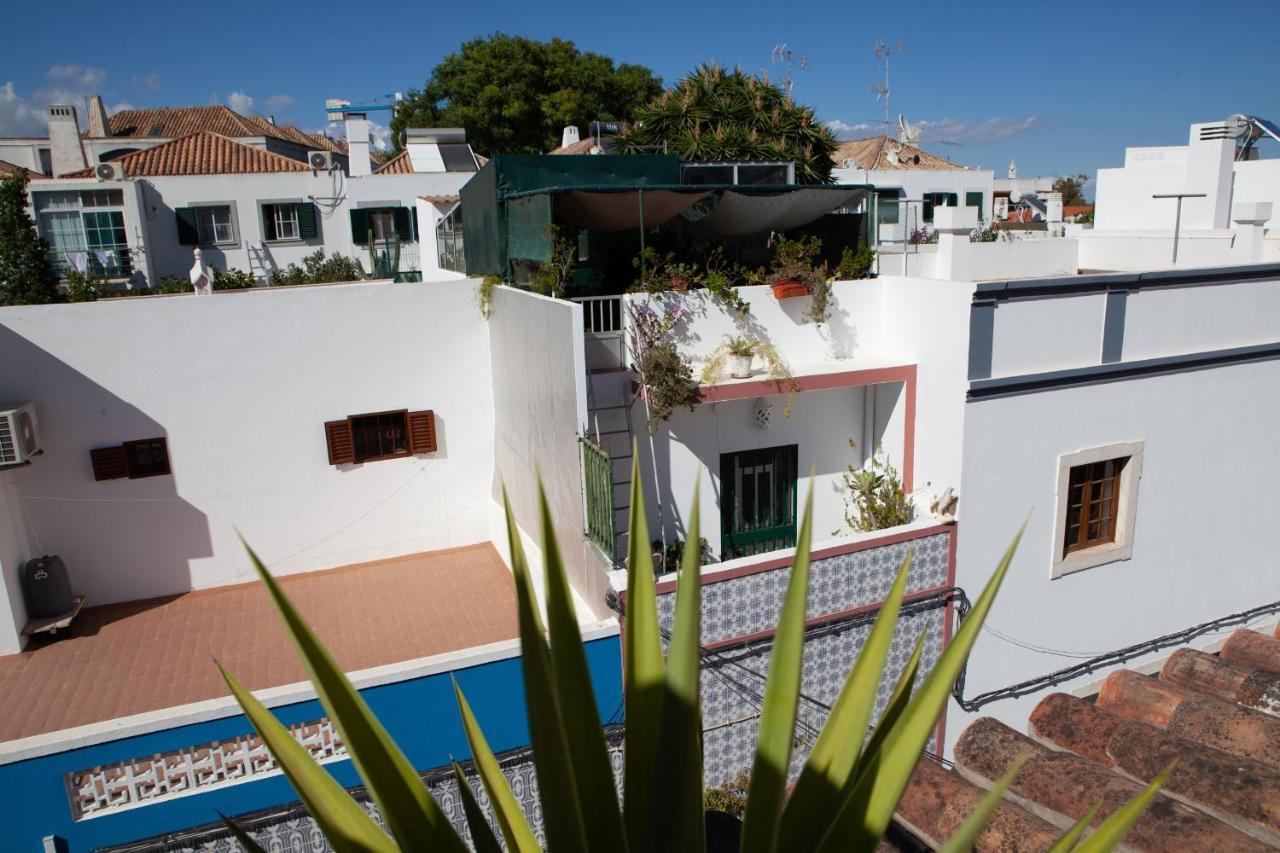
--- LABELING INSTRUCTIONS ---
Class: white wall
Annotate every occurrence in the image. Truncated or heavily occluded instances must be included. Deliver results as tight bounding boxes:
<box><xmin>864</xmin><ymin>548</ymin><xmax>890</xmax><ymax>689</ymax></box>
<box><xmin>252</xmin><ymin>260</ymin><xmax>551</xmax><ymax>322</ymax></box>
<box><xmin>0</xmin><ymin>279</ymin><xmax>497</xmax><ymax>653</ymax></box>
<box><xmin>0</xmin><ymin>477</ymin><xmax>34</xmax><ymax>653</ymax></box>
<box><xmin>964</xmin><ymin>238</ymin><xmax>1078</xmax><ymax>281</ymax></box>
<box><xmin>988</xmin><ymin>293</ymin><xmax>1108</xmax><ymax>378</ymax></box>
<box><xmin>486</xmin><ymin>286</ymin><xmax>606</xmax><ymax>618</ymax></box>
<box><xmin>951</xmin><ymin>357</ymin><xmax>1280</xmax><ymax>747</ymax></box>
<box><xmin>1231</xmin><ymin>159</ymin><xmax>1280</xmax><ymax>229</ymax></box>
<box><xmin>1076</xmin><ymin>229</ymin><xmax>1238</xmax><ymax>271</ymax></box>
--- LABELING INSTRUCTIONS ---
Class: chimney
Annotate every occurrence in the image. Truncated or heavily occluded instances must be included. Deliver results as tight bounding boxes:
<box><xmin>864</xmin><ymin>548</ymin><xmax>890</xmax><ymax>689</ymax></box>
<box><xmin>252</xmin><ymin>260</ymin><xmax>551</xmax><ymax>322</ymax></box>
<box><xmin>345</xmin><ymin>113</ymin><xmax>372</xmax><ymax>177</ymax></box>
<box><xmin>86</xmin><ymin>95</ymin><xmax>110</xmax><ymax>138</ymax></box>
<box><xmin>47</xmin><ymin>104</ymin><xmax>87</xmax><ymax>176</ymax></box>
<box><xmin>562</xmin><ymin>126</ymin><xmax>580</xmax><ymax>150</ymax></box>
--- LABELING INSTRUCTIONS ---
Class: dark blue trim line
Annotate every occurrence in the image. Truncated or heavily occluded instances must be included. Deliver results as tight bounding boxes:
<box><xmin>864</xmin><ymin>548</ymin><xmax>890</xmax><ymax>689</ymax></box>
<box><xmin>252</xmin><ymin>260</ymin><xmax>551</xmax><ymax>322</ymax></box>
<box><xmin>968</xmin><ymin>340</ymin><xmax>1280</xmax><ymax>401</ymax></box>
<box><xmin>973</xmin><ymin>262</ymin><xmax>1280</xmax><ymax>303</ymax></box>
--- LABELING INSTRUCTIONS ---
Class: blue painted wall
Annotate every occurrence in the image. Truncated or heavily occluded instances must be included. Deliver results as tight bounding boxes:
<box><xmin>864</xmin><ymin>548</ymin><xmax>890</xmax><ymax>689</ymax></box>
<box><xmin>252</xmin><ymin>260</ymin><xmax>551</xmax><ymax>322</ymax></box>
<box><xmin>0</xmin><ymin>635</ymin><xmax>622</xmax><ymax>852</ymax></box>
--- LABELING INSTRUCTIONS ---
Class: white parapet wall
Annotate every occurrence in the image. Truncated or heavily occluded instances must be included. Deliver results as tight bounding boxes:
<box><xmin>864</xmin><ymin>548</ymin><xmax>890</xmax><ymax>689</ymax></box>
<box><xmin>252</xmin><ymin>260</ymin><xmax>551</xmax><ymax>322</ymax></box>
<box><xmin>0</xmin><ymin>280</ymin><xmax>508</xmax><ymax>653</ymax></box>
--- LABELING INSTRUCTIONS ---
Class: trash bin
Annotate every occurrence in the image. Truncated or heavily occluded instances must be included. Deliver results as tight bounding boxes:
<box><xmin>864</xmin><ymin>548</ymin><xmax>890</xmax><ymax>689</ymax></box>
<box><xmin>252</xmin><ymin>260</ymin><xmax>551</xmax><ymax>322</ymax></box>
<box><xmin>21</xmin><ymin>555</ymin><xmax>73</xmax><ymax>619</ymax></box>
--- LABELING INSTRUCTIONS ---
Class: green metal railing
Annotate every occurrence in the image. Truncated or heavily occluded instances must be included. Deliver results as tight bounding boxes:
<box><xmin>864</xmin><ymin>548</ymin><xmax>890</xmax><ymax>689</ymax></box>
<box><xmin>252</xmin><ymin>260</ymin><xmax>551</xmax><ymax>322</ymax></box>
<box><xmin>581</xmin><ymin>437</ymin><xmax>615</xmax><ymax>557</ymax></box>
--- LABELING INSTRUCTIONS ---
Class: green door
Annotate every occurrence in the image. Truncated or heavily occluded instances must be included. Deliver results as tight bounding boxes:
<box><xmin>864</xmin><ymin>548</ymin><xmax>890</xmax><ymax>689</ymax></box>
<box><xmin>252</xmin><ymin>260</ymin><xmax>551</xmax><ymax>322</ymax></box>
<box><xmin>720</xmin><ymin>444</ymin><xmax>798</xmax><ymax>560</ymax></box>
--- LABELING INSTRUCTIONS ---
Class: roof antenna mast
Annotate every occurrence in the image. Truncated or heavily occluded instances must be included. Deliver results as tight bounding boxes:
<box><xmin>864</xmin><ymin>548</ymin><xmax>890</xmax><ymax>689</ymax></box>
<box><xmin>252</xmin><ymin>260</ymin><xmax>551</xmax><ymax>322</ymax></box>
<box><xmin>869</xmin><ymin>39</ymin><xmax>905</xmax><ymax>132</ymax></box>
<box><xmin>771</xmin><ymin>43</ymin><xmax>811</xmax><ymax>97</ymax></box>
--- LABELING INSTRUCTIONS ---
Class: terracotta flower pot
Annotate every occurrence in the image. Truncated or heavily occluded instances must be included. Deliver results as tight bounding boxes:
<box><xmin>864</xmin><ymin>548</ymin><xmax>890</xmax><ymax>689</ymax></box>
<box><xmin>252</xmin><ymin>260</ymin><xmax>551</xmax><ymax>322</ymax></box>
<box><xmin>771</xmin><ymin>279</ymin><xmax>810</xmax><ymax>300</ymax></box>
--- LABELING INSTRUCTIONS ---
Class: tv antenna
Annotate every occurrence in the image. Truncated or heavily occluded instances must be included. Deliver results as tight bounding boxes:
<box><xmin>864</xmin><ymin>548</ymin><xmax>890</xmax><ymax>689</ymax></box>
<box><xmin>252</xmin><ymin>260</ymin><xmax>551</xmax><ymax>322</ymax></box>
<box><xmin>868</xmin><ymin>40</ymin><xmax>905</xmax><ymax>130</ymax></box>
<box><xmin>771</xmin><ymin>43</ymin><xmax>810</xmax><ymax>97</ymax></box>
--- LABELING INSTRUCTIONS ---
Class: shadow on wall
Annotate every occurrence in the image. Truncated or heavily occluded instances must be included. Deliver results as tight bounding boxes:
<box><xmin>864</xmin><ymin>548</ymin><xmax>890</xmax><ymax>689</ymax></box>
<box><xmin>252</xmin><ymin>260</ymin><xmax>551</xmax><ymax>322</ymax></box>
<box><xmin>0</xmin><ymin>326</ymin><xmax>213</xmax><ymax>635</ymax></box>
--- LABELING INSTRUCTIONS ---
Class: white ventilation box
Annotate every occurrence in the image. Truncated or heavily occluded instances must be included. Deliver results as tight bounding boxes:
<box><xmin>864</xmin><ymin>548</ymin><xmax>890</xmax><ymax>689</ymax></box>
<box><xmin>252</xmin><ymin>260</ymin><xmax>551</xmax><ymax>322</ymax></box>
<box><xmin>0</xmin><ymin>402</ymin><xmax>40</xmax><ymax>466</ymax></box>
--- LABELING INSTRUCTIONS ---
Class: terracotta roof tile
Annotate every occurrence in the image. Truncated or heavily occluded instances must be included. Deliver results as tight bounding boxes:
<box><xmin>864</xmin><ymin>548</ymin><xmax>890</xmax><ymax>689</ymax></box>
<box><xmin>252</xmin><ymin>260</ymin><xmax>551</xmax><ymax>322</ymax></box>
<box><xmin>63</xmin><ymin>131</ymin><xmax>310</xmax><ymax>178</ymax></box>
<box><xmin>832</xmin><ymin>135</ymin><xmax>967</xmax><ymax>172</ymax></box>
<box><xmin>921</xmin><ymin>627</ymin><xmax>1280</xmax><ymax>851</ymax></box>
<box><xmin>0</xmin><ymin>159</ymin><xmax>45</xmax><ymax>180</ymax></box>
<box><xmin>102</xmin><ymin>105</ymin><xmax>347</xmax><ymax>154</ymax></box>
<box><xmin>373</xmin><ymin>150</ymin><xmax>413</xmax><ymax>174</ymax></box>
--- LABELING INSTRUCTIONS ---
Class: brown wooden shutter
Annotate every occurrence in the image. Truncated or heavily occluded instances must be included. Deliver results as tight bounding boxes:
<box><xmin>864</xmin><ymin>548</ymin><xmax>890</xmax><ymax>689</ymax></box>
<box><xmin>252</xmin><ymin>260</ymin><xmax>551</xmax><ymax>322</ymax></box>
<box><xmin>325</xmin><ymin>419</ymin><xmax>355</xmax><ymax>465</ymax></box>
<box><xmin>407</xmin><ymin>410</ymin><xmax>437</xmax><ymax>454</ymax></box>
<box><xmin>90</xmin><ymin>446</ymin><xmax>129</xmax><ymax>481</ymax></box>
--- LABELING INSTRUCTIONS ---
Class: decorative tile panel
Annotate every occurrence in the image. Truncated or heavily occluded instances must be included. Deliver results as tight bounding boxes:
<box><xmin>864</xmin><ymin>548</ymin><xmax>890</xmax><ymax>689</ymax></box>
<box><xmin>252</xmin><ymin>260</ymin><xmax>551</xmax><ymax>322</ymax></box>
<box><xmin>655</xmin><ymin>532</ymin><xmax>951</xmax><ymax>647</ymax></box>
<box><xmin>69</xmin><ymin>718</ymin><xmax>346</xmax><ymax>820</ymax></box>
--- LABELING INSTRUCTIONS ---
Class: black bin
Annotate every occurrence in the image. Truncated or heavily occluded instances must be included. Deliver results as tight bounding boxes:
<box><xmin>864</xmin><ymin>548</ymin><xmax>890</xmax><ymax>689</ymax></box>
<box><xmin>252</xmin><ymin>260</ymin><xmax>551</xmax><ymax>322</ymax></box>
<box><xmin>21</xmin><ymin>555</ymin><xmax>73</xmax><ymax>619</ymax></box>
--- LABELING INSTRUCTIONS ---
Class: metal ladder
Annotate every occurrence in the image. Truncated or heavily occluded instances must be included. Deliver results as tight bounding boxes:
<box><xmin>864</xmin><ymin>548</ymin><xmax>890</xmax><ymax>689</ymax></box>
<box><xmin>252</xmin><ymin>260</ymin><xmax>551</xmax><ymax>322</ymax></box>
<box><xmin>246</xmin><ymin>243</ymin><xmax>272</xmax><ymax>285</ymax></box>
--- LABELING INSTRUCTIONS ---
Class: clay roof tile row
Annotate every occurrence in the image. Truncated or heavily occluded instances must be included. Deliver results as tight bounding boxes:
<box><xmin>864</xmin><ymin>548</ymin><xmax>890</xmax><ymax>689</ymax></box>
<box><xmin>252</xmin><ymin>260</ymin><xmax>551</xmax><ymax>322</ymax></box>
<box><xmin>891</xmin><ymin>626</ymin><xmax>1280</xmax><ymax>851</ymax></box>
<box><xmin>832</xmin><ymin>135</ymin><xmax>968</xmax><ymax>172</ymax></box>
<box><xmin>63</xmin><ymin>131</ymin><xmax>310</xmax><ymax>178</ymax></box>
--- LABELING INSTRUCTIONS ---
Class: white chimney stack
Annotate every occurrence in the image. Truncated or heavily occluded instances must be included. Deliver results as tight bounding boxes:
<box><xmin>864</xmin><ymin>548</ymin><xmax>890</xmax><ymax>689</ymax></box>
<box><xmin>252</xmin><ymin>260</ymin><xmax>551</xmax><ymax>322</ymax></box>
<box><xmin>345</xmin><ymin>113</ymin><xmax>372</xmax><ymax>177</ymax></box>
<box><xmin>87</xmin><ymin>95</ymin><xmax>110</xmax><ymax>139</ymax></box>
<box><xmin>562</xmin><ymin>126</ymin><xmax>580</xmax><ymax>150</ymax></box>
<box><xmin>47</xmin><ymin>104</ymin><xmax>87</xmax><ymax>176</ymax></box>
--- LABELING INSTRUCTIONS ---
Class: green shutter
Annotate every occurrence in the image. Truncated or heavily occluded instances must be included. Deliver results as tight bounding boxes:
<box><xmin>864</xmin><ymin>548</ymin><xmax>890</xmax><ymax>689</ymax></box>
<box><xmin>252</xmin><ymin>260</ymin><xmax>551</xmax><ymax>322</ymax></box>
<box><xmin>297</xmin><ymin>202</ymin><xmax>318</xmax><ymax>239</ymax></box>
<box><xmin>392</xmin><ymin>207</ymin><xmax>412</xmax><ymax>241</ymax></box>
<box><xmin>350</xmin><ymin>208</ymin><xmax>369</xmax><ymax>245</ymax></box>
<box><xmin>175</xmin><ymin>208</ymin><xmax>198</xmax><ymax>245</ymax></box>
<box><xmin>719</xmin><ymin>444</ymin><xmax>799</xmax><ymax>560</ymax></box>
<box><xmin>262</xmin><ymin>204</ymin><xmax>278</xmax><ymax>241</ymax></box>
<box><xmin>947</xmin><ymin>193</ymin><xmax>959</xmax><ymax>207</ymax></box>
<box><xmin>966</xmin><ymin>191</ymin><xmax>984</xmax><ymax>220</ymax></box>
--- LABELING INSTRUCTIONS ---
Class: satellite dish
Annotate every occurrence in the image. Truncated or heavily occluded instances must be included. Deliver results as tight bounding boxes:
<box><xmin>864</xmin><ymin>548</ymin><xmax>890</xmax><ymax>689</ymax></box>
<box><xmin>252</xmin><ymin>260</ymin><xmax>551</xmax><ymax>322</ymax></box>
<box><xmin>1010</xmin><ymin>190</ymin><xmax>1023</xmax><ymax>203</ymax></box>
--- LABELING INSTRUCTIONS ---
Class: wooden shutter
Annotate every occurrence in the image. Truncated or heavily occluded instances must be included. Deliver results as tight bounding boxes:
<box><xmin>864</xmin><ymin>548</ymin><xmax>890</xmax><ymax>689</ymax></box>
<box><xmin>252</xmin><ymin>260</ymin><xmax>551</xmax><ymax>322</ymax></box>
<box><xmin>349</xmin><ymin>209</ymin><xmax>369</xmax><ymax>245</ymax></box>
<box><xmin>392</xmin><ymin>207</ymin><xmax>413</xmax><ymax>241</ymax></box>
<box><xmin>325</xmin><ymin>419</ymin><xmax>355</xmax><ymax>465</ymax></box>
<box><xmin>175</xmin><ymin>208</ymin><xmax>198</xmax><ymax>245</ymax></box>
<box><xmin>90</xmin><ymin>446</ymin><xmax>129</xmax><ymax>481</ymax></box>
<box><xmin>297</xmin><ymin>203</ymin><xmax>318</xmax><ymax>239</ymax></box>
<box><xmin>407</xmin><ymin>410</ymin><xmax>437</xmax><ymax>454</ymax></box>
<box><xmin>261</xmin><ymin>204</ymin><xmax>278</xmax><ymax>241</ymax></box>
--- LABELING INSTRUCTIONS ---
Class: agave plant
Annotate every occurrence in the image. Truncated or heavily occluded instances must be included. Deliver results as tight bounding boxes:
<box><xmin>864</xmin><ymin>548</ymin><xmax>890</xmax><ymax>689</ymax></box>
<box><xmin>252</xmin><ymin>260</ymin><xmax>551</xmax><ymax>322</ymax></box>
<box><xmin>219</xmin><ymin>457</ymin><xmax>1164</xmax><ymax>851</ymax></box>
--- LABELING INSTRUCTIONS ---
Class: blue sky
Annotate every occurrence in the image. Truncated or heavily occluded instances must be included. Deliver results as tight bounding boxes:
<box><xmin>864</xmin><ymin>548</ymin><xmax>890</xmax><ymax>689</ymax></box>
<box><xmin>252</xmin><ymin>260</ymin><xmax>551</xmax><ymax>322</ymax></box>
<box><xmin>4</xmin><ymin>0</ymin><xmax>1278</xmax><ymax>190</ymax></box>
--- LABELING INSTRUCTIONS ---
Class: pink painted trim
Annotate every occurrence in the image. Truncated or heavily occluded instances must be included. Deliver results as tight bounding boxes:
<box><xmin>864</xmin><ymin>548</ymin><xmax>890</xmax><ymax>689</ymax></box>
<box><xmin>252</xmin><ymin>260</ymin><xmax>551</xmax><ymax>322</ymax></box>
<box><xmin>702</xmin><ymin>582</ymin><xmax>954</xmax><ymax>652</ymax></box>
<box><xmin>934</xmin><ymin>522</ymin><xmax>958</xmax><ymax>756</ymax></box>
<box><xmin>650</xmin><ymin>522</ymin><xmax>952</xmax><ymax>596</ymax></box>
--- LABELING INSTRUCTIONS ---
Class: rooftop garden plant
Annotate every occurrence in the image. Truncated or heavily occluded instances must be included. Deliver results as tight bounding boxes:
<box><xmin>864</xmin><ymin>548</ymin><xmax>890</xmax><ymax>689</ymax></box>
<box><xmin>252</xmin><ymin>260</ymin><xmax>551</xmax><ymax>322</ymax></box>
<box><xmin>218</xmin><ymin>463</ymin><xmax>1165</xmax><ymax>852</ymax></box>
<box><xmin>701</xmin><ymin>335</ymin><xmax>799</xmax><ymax>415</ymax></box>
<box><xmin>271</xmin><ymin>250</ymin><xmax>367</xmax><ymax>286</ymax></box>
<box><xmin>838</xmin><ymin>443</ymin><xmax>915</xmax><ymax>534</ymax></box>
<box><xmin>833</xmin><ymin>246</ymin><xmax>876</xmax><ymax>280</ymax></box>
<box><xmin>628</xmin><ymin>298</ymin><xmax>700</xmax><ymax>433</ymax></box>
<box><xmin>765</xmin><ymin>236</ymin><xmax>831</xmax><ymax>324</ymax></box>
<box><xmin>632</xmin><ymin>246</ymin><xmax>751</xmax><ymax>316</ymax></box>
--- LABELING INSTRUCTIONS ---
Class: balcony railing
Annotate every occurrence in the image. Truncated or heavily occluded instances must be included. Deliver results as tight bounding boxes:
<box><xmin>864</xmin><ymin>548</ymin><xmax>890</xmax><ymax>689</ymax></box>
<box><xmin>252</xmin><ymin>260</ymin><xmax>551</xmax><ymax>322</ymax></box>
<box><xmin>437</xmin><ymin>229</ymin><xmax>465</xmax><ymax>273</ymax></box>
<box><xmin>49</xmin><ymin>244</ymin><xmax>132</xmax><ymax>279</ymax></box>
<box><xmin>572</xmin><ymin>295</ymin><xmax>627</xmax><ymax>372</ymax></box>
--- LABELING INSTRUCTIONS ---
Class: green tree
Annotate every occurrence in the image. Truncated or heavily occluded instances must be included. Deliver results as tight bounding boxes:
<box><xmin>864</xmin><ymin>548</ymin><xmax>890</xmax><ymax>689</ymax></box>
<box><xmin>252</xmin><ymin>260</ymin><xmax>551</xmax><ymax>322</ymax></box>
<box><xmin>0</xmin><ymin>171</ymin><xmax>59</xmax><ymax>306</ymax></box>
<box><xmin>1053</xmin><ymin>173</ymin><xmax>1090</xmax><ymax>207</ymax></box>
<box><xmin>615</xmin><ymin>64</ymin><xmax>840</xmax><ymax>184</ymax></box>
<box><xmin>391</xmin><ymin>34</ymin><xmax>662</xmax><ymax>156</ymax></box>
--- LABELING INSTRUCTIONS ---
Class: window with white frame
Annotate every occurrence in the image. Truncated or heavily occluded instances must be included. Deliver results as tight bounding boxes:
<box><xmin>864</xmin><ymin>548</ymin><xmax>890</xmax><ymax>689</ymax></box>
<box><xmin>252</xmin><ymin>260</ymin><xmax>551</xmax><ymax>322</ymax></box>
<box><xmin>194</xmin><ymin>206</ymin><xmax>235</xmax><ymax>245</ymax></box>
<box><xmin>1051</xmin><ymin>441</ymin><xmax>1143</xmax><ymax>578</ymax></box>
<box><xmin>32</xmin><ymin>190</ymin><xmax>131</xmax><ymax>278</ymax></box>
<box><xmin>271</xmin><ymin>204</ymin><xmax>300</xmax><ymax>241</ymax></box>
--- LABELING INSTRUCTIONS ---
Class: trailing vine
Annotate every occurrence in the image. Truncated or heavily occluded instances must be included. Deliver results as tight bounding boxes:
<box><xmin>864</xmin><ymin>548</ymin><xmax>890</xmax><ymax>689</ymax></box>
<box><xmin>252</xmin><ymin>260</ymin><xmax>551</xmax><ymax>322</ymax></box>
<box><xmin>476</xmin><ymin>275</ymin><xmax>500</xmax><ymax>319</ymax></box>
<box><xmin>699</xmin><ymin>336</ymin><xmax>799</xmax><ymax>417</ymax></box>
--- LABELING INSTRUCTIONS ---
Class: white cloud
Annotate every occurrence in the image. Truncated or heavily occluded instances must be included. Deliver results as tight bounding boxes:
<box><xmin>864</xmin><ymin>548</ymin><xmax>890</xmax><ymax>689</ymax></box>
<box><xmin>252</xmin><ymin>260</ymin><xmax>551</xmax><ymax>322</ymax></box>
<box><xmin>107</xmin><ymin>102</ymin><xmax>134</xmax><ymax>116</ymax></box>
<box><xmin>826</xmin><ymin>119</ymin><xmax>873</xmax><ymax>139</ymax></box>
<box><xmin>145</xmin><ymin>73</ymin><xmax>160</xmax><ymax>92</ymax></box>
<box><xmin>47</xmin><ymin>64</ymin><xmax>106</xmax><ymax>88</ymax></box>
<box><xmin>323</xmin><ymin>118</ymin><xmax>394</xmax><ymax>151</ymax></box>
<box><xmin>915</xmin><ymin>116</ymin><xmax>1041</xmax><ymax>144</ymax></box>
<box><xmin>0</xmin><ymin>81</ymin><xmax>46</xmax><ymax>135</ymax></box>
<box><xmin>263</xmin><ymin>94</ymin><xmax>295</xmax><ymax>113</ymax></box>
<box><xmin>227</xmin><ymin>91</ymin><xmax>254</xmax><ymax>114</ymax></box>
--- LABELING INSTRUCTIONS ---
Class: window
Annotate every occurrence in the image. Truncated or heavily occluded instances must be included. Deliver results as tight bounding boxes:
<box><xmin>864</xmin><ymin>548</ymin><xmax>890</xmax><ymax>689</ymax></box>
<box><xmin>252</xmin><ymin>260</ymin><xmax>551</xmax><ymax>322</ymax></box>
<box><xmin>923</xmin><ymin>192</ymin><xmax>959</xmax><ymax>223</ymax></box>
<box><xmin>965</xmin><ymin>191</ymin><xmax>984</xmax><ymax>221</ymax></box>
<box><xmin>324</xmin><ymin>409</ymin><xmax>436</xmax><ymax>465</ymax></box>
<box><xmin>877</xmin><ymin>191</ymin><xmax>901</xmax><ymax>225</ymax></box>
<box><xmin>90</xmin><ymin>437</ymin><xmax>171</xmax><ymax>481</ymax></box>
<box><xmin>350</xmin><ymin>207</ymin><xmax>414</xmax><ymax>246</ymax></box>
<box><xmin>80</xmin><ymin>189</ymin><xmax>124</xmax><ymax>208</ymax></box>
<box><xmin>1052</xmin><ymin>442</ymin><xmax>1143</xmax><ymax>578</ymax></box>
<box><xmin>720</xmin><ymin>444</ymin><xmax>798</xmax><ymax>560</ymax></box>
<box><xmin>681</xmin><ymin>162</ymin><xmax>795</xmax><ymax>185</ymax></box>
<box><xmin>272</xmin><ymin>204</ymin><xmax>300</xmax><ymax>241</ymax></box>
<box><xmin>194</xmin><ymin>206</ymin><xmax>235</xmax><ymax>245</ymax></box>
<box><xmin>34</xmin><ymin>191</ymin><xmax>131</xmax><ymax>278</ymax></box>
<box><xmin>260</xmin><ymin>202</ymin><xmax>317</xmax><ymax>242</ymax></box>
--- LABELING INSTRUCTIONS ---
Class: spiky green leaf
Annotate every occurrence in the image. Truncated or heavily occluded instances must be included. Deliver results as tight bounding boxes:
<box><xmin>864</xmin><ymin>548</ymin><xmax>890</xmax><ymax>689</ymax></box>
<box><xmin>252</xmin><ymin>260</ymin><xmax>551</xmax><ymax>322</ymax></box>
<box><xmin>740</xmin><ymin>480</ymin><xmax>815</xmax><ymax>853</ymax></box>
<box><xmin>238</xmin><ymin>542</ymin><xmax>465</xmax><ymax>852</ymax></box>
<box><xmin>502</xmin><ymin>492</ymin><xmax>589</xmax><ymax>853</ymax></box>
<box><xmin>643</xmin><ymin>479</ymin><xmax>705</xmax><ymax>852</ymax></box>
<box><xmin>218</xmin><ymin>812</ymin><xmax>268</xmax><ymax>853</ymax></box>
<box><xmin>1072</xmin><ymin>765</ymin><xmax>1172</xmax><ymax>853</ymax></box>
<box><xmin>453</xmin><ymin>680</ymin><xmax>541</xmax><ymax>853</ymax></box>
<box><xmin>623</xmin><ymin>450</ymin><xmax>665</xmax><ymax>850</ymax></box>
<box><xmin>537</xmin><ymin>484</ymin><xmax>627</xmax><ymax>850</ymax></box>
<box><xmin>1046</xmin><ymin>802</ymin><xmax>1102</xmax><ymax>853</ymax></box>
<box><xmin>781</xmin><ymin>550</ymin><xmax>913</xmax><ymax>849</ymax></box>
<box><xmin>450</xmin><ymin>762</ymin><xmax>504</xmax><ymax>853</ymax></box>
<box><xmin>218</xmin><ymin>665</ymin><xmax>396</xmax><ymax>853</ymax></box>
<box><xmin>938</xmin><ymin>758</ymin><xmax>1026</xmax><ymax>853</ymax></box>
<box><xmin>858</xmin><ymin>630</ymin><xmax>928</xmax><ymax>773</ymax></box>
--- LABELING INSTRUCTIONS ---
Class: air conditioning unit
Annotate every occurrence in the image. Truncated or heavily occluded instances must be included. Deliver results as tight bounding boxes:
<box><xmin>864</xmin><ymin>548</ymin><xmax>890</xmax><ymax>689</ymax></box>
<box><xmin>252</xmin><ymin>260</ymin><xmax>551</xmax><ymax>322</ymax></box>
<box><xmin>308</xmin><ymin>150</ymin><xmax>335</xmax><ymax>171</ymax></box>
<box><xmin>95</xmin><ymin>161</ymin><xmax>126</xmax><ymax>181</ymax></box>
<box><xmin>840</xmin><ymin>157</ymin><xmax>858</xmax><ymax>169</ymax></box>
<box><xmin>0</xmin><ymin>402</ymin><xmax>40</xmax><ymax>466</ymax></box>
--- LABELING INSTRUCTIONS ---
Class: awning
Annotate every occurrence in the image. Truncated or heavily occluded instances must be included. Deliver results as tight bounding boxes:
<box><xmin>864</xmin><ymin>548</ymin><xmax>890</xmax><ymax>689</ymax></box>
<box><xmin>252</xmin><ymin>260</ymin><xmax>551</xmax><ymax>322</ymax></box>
<box><xmin>677</xmin><ymin>187</ymin><xmax>867</xmax><ymax>238</ymax></box>
<box><xmin>553</xmin><ymin>190</ymin><xmax>711</xmax><ymax>231</ymax></box>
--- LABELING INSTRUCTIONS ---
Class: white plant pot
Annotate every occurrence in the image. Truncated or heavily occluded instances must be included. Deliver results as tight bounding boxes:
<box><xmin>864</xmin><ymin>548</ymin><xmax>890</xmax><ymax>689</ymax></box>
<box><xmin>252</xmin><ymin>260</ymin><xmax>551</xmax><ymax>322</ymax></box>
<box><xmin>729</xmin><ymin>353</ymin><xmax>754</xmax><ymax>379</ymax></box>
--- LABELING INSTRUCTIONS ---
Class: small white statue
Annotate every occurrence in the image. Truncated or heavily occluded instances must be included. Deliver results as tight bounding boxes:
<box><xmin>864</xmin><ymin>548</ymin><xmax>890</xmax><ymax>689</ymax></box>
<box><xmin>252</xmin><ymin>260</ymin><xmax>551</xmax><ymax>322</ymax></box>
<box><xmin>189</xmin><ymin>247</ymin><xmax>212</xmax><ymax>296</ymax></box>
<box><xmin>930</xmin><ymin>487</ymin><xmax>959</xmax><ymax>520</ymax></box>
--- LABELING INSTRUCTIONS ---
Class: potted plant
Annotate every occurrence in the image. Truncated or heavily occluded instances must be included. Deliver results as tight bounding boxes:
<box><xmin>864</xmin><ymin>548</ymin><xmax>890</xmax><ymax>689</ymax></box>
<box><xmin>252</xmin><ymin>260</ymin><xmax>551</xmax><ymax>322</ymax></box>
<box><xmin>725</xmin><ymin>336</ymin><xmax>756</xmax><ymax>378</ymax></box>
<box><xmin>764</xmin><ymin>236</ymin><xmax>832</xmax><ymax>322</ymax></box>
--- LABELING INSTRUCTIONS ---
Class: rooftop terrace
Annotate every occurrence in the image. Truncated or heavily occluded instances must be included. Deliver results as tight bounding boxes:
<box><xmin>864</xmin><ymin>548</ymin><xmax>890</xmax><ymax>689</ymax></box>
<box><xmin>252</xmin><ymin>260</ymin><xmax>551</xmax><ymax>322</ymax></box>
<box><xmin>0</xmin><ymin>543</ymin><xmax>517</xmax><ymax>746</ymax></box>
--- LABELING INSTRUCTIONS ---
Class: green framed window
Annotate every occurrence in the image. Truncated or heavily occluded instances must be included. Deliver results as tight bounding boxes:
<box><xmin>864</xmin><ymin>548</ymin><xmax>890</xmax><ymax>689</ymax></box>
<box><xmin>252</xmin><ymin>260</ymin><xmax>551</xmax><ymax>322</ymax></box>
<box><xmin>877</xmin><ymin>191</ymin><xmax>901</xmax><ymax>225</ymax></box>
<box><xmin>923</xmin><ymin>192</ymin><xmax>958</xmax><ymax>223</ymax></box>
<box><xmin>965</xmin><ymin>191</ymin><xmax>984</xmax><ymax>220</ymax></box>
<box><xmin>720</xmin><ymin>444</ymin><xmax>798</xmax><ymax>560</ymax></box>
